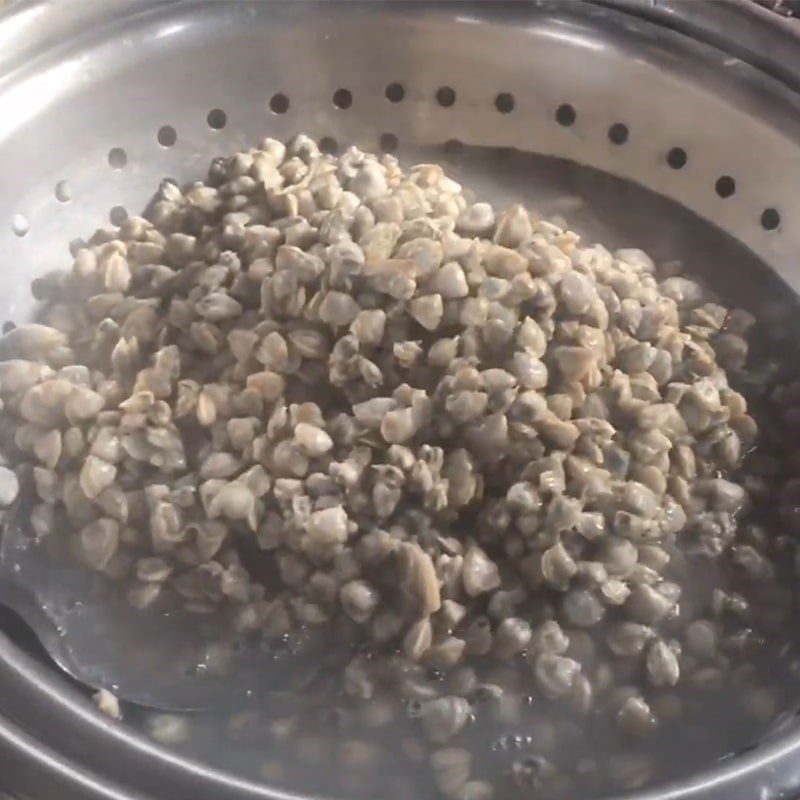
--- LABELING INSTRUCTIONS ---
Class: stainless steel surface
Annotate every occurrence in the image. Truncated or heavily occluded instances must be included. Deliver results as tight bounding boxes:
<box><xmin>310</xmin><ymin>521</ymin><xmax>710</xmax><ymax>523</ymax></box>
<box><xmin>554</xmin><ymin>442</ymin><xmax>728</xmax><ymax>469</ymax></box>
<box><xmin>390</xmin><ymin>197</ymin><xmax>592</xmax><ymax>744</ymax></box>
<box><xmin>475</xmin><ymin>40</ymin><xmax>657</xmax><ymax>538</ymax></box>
<box><xmin>1</xmin><ymin>0</ymin><xmax>800</xmax><ymax>306</ymax></box>
<box><xmin>1</xmin><ymin>0</ymin><xmax>800</xmax><ymax>798</ymax></box>
<box><xmin>593</xmin><ymin>0</ymin><xmax>800</xmax><ymax>94</ymax></box>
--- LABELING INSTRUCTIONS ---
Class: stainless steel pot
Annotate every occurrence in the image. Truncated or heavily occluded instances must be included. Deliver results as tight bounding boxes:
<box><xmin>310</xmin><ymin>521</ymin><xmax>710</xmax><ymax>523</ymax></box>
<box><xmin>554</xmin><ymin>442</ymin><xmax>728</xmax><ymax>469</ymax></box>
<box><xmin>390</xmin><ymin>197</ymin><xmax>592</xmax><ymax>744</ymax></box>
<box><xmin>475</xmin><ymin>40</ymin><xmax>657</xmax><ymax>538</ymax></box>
<box><xmin>2</xmin><ymin>1</ymin><xmax>800</xmax><ymax>798</ymax></box>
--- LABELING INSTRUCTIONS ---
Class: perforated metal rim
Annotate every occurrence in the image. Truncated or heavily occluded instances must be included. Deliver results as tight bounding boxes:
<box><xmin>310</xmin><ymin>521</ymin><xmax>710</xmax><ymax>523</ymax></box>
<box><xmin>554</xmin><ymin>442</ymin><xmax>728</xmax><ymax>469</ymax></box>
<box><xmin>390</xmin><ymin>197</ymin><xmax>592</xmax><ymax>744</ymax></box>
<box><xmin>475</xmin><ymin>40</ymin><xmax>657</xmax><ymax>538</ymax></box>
<box><xmin>1</xmin><ymin>0</ymin><xmax>800</xmax><ymax>316</ymax></box>
<box><xmin>3</xmin><ymin>70</ymin><xmax>795</xmax><ymax>258</ymax></box>
<box><xmin>1</xmin><ymin>2</ymin><xmax>800</xmax><ymax>800</ymax></box>
<box><xmin>13</xmin><ymin>84</ymin><xmax>786</xmax><ymax>244</ymax></box>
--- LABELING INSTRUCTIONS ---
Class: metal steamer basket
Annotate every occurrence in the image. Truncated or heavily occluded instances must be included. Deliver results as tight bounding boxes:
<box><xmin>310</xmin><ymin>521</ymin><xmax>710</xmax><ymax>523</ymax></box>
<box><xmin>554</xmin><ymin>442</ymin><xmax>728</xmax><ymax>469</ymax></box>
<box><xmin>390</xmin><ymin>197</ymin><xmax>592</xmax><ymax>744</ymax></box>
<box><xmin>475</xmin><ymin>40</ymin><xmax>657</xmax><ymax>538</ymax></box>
<box><xmin>2</xmin><ymin>1</ymin><xmax>800</xmax><ymax>799</ymax></box>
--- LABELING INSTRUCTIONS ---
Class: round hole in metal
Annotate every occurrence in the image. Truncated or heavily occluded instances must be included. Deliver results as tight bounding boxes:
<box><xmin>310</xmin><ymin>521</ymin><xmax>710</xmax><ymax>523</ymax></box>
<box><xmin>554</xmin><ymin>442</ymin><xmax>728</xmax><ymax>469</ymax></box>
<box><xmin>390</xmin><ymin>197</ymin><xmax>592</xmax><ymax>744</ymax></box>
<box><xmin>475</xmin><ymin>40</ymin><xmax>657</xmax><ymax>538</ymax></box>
<box><xmin>436</xmin><ymin>86</ymin><xmax>456</xmax><ymax>107</ymax></box>
<box><xmin>385</xmin><ymin>82</ymin><xmax>405</xmax><ymax>103</ymax></box>
<box><xmin>269</xmin><ymin>93</ymin><xmax>290</xmax><ymax>114</ymax></box>
<box><xmin>444</xmin><ymin>138</ymin><xmax>464</xmax><ymax>156</ymax></box>
<box><xmin>761</xmin><ymin>208</ymin><xmax>781</xmax><ymax>231</ymax></box>
<box><xmin>494</xmin><ymin>92</ymin><xmax>514</xmax><ymax>113</ymax></box>
<box><xmin>332</xmin><ymin>88</ymin><xmax>353</xmax><ymax>109</ymax></box>
<box><xmin>379</xmin><ymin>132</ymin><xmax>399</xmax><ymax>153</ymax></box>
<box><xmin>107</xmin><ymin>147</ymin><xmax>127</xmax><ymax>170</ymax></box>
<box><xmin>206</xmin><ymin>108</ymin><xmax>227</xmax><ymax>130</ymax></box>
<box><xmin>555</xmin><ymin>103</ymin><xmax>576</xmax><ymax>127</ymax></box>
<box><xmin>319</xmin><ymin>136</ymin><xmax>338</xmax><ymax>155</ymax></box>
<box><xmin>608</xmin><ymin>123</ymin><xmax>629</xmax><ymax>145</ymax></box>
<box><xmin>715</xmin><ymin>176</ymin><xmax>736</xmax><ymax>199</ymax></box>
<box><xmin>11</xmin><ymin>213</ymin><xmax>29</xmax><ymax>237</ymax></box>
<box><xmin>109</xmin><ymin>206</ymin><xmax>128</xmax><ymax>226</ymax></box>
<box><xmin>157</xmin><ymin>125</ymin><xmax>177</xmax><ymax>147</ymax></box>
<box><xmin>667</xmin><ymin>147</ymin><xmax>688</xmax><ymax>169</ymax></box>
<box><xmin>54</xmin><ymin>180</ymin><xmax>72</xmax><ymax>203</ymax></box>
